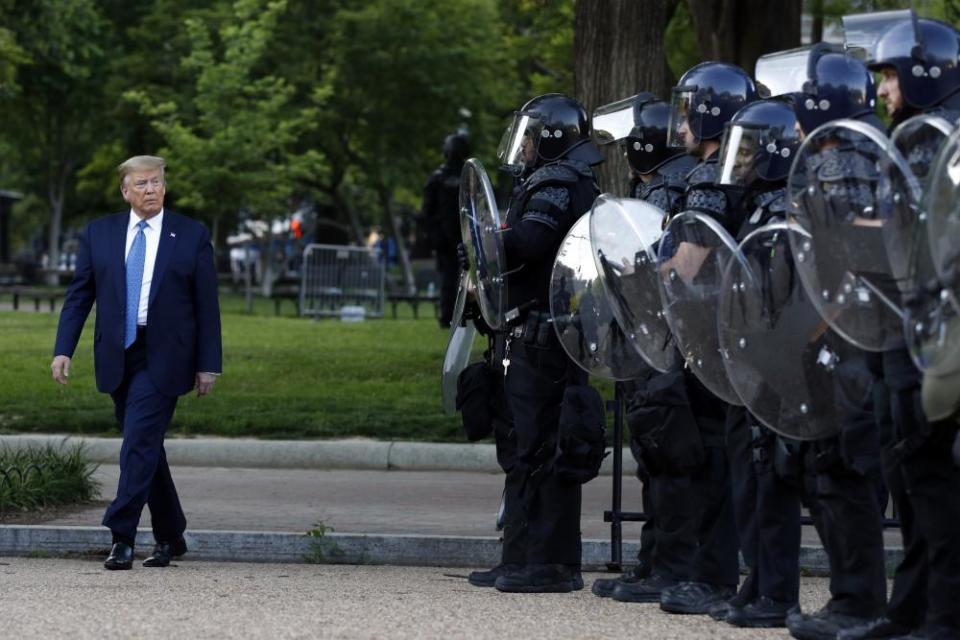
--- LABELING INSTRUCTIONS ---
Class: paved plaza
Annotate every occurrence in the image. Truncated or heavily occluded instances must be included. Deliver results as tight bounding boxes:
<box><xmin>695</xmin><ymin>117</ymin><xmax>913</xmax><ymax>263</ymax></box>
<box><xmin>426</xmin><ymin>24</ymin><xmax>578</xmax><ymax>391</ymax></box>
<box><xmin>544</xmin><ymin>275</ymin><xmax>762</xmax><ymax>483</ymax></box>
<box><xmin>0</xmin><ymin>558</ymin><xmax>839</xmax><ymax>640</ymax></box>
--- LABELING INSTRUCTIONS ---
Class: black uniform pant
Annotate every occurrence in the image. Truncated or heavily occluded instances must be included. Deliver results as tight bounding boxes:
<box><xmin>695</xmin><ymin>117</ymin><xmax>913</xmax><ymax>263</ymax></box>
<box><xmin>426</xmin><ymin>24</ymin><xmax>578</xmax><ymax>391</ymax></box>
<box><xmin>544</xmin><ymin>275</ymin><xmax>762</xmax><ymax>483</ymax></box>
<box><xmin>625</xmin><ymin>372</ymin><xmax>699</xmax><ymax>581</ymax></box>
<box><xmin>686</xmin><ymin>374</ymin><xmax>740</xmax><ymax>589</ymax></box>
<box><xmin>881</xmin><ymin>348</ymin><xmax>960</xmax><ymax>633</ymax></box>
<box><xmin>435</xmin><ymin>248</ymin><xmax>459</xmax><ymax>327</ymax></box>
<box><xmin>499</xmin><ymin>340</ymin><xmax>584</xmax><ymax>566</ymax></box>
<box><xmin>804</xmin><ymin>357</ymin><xmax>888</xmax><ymax>619</ymax></box>
<box><xmin>726</xmin><ymin>406</ymin><xmax>802</xmax><ymax>605</ymax></box>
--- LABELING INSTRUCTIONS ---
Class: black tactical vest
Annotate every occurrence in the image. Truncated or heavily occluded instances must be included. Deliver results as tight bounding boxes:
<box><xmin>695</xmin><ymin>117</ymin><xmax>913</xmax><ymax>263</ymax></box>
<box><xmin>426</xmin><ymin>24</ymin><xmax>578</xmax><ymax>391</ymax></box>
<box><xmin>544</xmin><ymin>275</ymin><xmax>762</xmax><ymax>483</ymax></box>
<box><xmin>504</xmin><ymin>160</ymin><xmax>600</xmax><ymax>313</ymax></box>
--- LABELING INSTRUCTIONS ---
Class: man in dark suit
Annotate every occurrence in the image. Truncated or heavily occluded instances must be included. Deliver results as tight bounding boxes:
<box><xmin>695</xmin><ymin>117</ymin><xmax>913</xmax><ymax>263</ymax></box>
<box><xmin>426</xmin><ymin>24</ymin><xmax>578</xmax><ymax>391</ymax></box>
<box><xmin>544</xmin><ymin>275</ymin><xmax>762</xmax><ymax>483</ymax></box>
<box><xmin>50</xmin><ymin>155</ymin><xmax>222</xmax><ymax>570</ymax></box>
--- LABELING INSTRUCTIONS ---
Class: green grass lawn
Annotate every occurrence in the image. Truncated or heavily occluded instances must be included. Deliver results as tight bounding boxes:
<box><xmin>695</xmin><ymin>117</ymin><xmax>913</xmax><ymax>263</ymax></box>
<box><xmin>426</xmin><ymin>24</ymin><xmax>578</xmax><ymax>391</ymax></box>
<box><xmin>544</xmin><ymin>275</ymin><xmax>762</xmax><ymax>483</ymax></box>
<box><xmin>0</xmin><ymin>297</ymin><xmax>468</xmax><ymax>441</ymax></box>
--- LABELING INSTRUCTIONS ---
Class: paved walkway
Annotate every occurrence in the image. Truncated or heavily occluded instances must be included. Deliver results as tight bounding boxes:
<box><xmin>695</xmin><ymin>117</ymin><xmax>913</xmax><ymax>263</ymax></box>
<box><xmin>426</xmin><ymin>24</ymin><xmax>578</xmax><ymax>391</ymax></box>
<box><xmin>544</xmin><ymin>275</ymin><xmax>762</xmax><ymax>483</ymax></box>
<box><xmin>29</xmin><ymin>465</ymin><xmax>903</xmax><ymax>549</ymax></box>
<box><xmin>0</xmin><ymin>557</ymin><xmax>837</xmax><ymax>640</ymax></box>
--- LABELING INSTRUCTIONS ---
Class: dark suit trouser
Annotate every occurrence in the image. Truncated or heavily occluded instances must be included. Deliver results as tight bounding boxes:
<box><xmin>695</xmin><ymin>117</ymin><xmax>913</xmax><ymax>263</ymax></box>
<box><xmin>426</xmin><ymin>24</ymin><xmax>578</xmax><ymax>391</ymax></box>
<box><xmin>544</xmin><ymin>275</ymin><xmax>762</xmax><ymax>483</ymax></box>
<box><xmin>881</xmin><ymin>349</ymin><xmax>960</xmax><ymax>633</ymax></box>
<box><xmin>102</xmin><ymin>334</ymin><xmax>185</xmax><ymax>545</ymax></box>
<box><xmin>726</xmin><ymin>406</ymin><xmax>801</xmax><ymax>605</ymax></box>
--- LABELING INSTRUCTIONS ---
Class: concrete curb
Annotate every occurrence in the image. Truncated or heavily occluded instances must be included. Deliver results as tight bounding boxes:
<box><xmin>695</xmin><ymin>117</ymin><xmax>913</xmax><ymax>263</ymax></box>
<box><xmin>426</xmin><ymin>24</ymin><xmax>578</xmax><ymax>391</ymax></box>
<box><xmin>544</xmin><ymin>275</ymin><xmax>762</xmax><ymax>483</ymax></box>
<box><xmin>0</xmin><ymin>434</ymin><xmax>638</xmax><ymax>476</ymax></box>
<box><xmin>0</xmin><ymin>525</ymin><xmax>904</xmax><ymax>575</ymax></box>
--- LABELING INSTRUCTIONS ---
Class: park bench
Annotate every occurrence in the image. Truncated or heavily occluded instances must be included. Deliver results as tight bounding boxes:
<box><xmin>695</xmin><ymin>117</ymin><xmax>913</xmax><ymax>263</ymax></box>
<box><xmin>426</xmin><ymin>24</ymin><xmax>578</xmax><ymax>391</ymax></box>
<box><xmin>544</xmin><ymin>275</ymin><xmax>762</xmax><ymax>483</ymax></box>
<box><xmin>0</xmin><ymin>286</ymin><xmax>65</xmax><ymax>312</ymax></box>
<box><xmin>385</xmin><ymin>292</ymin><xmax>441</xmax><ymax>320</ymax></box>
<box><xmin>268</xmin><ymin>277</ymin><xmax>301</xmax><ymax>316</ymax></box>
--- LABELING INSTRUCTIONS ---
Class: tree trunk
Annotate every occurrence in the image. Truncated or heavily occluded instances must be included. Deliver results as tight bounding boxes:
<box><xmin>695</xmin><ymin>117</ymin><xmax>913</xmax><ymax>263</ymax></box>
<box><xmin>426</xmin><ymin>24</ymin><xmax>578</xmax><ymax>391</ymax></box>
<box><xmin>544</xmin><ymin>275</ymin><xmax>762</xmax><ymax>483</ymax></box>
<box><xmin>686</xmin><ymin>0</ymin><xmax>802</xmax><ymax>74</ymax></box>
<box><xmin>573</xmin><ymin>0</ymin><xmax>680</xmax><ymax>195</ymax></box>
<box><xmin>810</xmin><ymin>0</ymin><xmax>824</xmax><ymax>44</ymax></box>
<box><xmin>334</xmin><ymin>186</ymin><xmax>365</xmax><ymax>245</ymax></box>
<box><xmin>379</xmin><ymin>186</ymin><xmax>415</xmax><ymax>294</ymax></box>
<box><xmin>46</xmin><ymin>164</ymin><xmax>68</xmax><ymax>285</ymax></box>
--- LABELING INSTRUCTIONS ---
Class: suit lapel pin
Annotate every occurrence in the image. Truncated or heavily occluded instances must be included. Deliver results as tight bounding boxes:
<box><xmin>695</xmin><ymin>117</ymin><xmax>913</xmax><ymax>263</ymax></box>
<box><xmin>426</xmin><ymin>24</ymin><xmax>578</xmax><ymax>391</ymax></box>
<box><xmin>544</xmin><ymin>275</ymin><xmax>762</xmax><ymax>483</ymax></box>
<box><xmin>170</xmin><ymin>232</ymin><xmax>176</xmax><ymax>238</ymax></box>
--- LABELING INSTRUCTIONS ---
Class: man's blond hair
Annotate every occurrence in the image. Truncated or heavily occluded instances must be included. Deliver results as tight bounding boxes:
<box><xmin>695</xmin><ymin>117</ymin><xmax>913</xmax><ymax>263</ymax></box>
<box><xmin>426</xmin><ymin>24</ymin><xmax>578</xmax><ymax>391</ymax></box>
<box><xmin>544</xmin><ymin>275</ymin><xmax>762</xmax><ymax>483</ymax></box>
<box><xmin>117</xmin><ymin>155</ymin><xmax>166</xmax><ymax>186</ymax></box>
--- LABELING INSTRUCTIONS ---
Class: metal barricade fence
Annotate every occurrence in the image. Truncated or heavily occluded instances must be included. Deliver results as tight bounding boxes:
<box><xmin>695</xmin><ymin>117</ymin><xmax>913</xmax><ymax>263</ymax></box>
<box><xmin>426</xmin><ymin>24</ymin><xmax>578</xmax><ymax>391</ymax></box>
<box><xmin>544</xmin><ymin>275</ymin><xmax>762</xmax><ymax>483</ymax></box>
<box><xmin>300</xmin><ymin>244</ymin><xmax>385</xmax><ymax>318</ymax></box>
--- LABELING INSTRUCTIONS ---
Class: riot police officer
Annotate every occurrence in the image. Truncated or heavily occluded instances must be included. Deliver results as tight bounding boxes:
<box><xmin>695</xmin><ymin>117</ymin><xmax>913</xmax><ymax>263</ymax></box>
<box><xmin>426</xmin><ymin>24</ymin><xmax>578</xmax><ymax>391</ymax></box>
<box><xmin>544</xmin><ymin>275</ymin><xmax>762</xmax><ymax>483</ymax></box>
<box><xmin>588</xmin><ymin>92</ymin><xmax>701</xmax><ymax>603</ymax></box>
<box><xmin>470</xmin><ymin>93</ymin><xmax>603</xmax><ymax>593</ymax></box>
<box><xmin>709</xmin><ymin>97</ymin><xmax>806</xmax><ymax>628</ymax></box>
<box><xmin>762</xmin><ymin>45</ymin><xmax>891</xmax><ymax>640</ymax></box>
<box><xmin>839</xmin><ymin>14</ymin><xmax>960</xmax><ymax>640</ymax></box>
<box><xmin>422</xmin><ymin>132</ymin><xmax>471</xmax><ymax>327</ymax></box>
<box><xmin>655</xmin><ymin>61</ymin><xmax>760</xmax><ymax>615</ymax></box>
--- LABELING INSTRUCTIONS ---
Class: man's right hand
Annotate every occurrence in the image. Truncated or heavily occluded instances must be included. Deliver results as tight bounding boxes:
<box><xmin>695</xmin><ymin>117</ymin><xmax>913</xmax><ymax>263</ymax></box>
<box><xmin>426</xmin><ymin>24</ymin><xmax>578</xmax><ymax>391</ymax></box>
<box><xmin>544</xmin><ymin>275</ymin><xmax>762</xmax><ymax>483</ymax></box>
<box><xmin>51</xmin><ymin>355</ymin><xmax>72</xmax><ymax>385</ymax></box>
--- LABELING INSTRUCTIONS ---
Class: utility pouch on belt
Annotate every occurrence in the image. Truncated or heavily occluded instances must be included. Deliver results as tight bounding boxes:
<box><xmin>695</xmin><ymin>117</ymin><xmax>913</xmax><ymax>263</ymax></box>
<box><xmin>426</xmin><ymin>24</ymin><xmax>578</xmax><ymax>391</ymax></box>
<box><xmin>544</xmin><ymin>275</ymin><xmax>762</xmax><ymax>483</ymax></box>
<box><xmin>456</xmin><ymin>362</ymin><xmax>496</xmax><ymax>442</ymax></box>
<box><xmin>554</xmin><ymin>385</ymin><xmax>607</xmax><ymax>484</ymax></box>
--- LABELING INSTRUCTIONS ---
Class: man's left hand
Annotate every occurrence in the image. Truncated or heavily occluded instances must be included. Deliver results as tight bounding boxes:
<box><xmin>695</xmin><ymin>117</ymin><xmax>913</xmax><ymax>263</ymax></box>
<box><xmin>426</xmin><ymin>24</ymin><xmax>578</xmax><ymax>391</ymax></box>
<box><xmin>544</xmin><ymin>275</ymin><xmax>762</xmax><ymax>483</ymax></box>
<box><xmin>195</xmin><ymin>372</ymin><xmax>217</xmax><ymax>397</ymax></box>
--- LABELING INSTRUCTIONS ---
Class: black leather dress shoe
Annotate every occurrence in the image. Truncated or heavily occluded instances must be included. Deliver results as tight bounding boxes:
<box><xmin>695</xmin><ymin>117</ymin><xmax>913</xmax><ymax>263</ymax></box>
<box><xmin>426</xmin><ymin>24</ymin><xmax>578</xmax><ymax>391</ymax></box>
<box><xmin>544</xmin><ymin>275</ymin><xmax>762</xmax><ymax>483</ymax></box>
<box><xmin>467</xmin><ymin>563</ymin><xmax>522</xmax><ymax>587</ymax></box>
<box><xmin>104</xmin><ymin>542</ymin><xmax>134</xmax><ymax>570</ymax></box>
<box><xmin>143</xmin><ymin>538</ymin><xmax>188</xmax><ymax>568</ymax></box>
<box><xmin>494</xmin><ymin>564</ymin><xmax>576</xmax><ymax>593</ymax></box>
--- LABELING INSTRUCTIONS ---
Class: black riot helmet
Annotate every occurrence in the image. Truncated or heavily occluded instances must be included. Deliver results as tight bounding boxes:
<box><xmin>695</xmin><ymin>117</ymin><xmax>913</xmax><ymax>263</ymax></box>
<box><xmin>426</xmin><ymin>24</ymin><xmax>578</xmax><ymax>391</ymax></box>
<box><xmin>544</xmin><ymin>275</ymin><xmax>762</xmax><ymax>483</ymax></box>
<box><xmin>591</xmin><ymin>93</ymin><xmax>687</xmax><ymax>175</ymax></box>
<box><xmin>868</xmin><ymin>16</ymin><xmax>960</xmax><ymax>110</ymax></box>
<box><xmin>498</xmin><ymin>93</ymin><xmax>603</xmax><ymax>176</ymax></box>
<box><xmin>442</xmin><ymin>133</ymin><xmax>471</xmax><ymax>169</ymax></box>
<box><xmin>799</xmin><ymin>46</ymin><xmax>878</xmax><ymax>134</ymax></box>
<box><xmin>668</xmin><ymin>62</ymin><xmax>760</xmax><ymax>149</ymax></box>
<box><xmin>718</xmin><ymin>98</ymin><xmax>800</xmax><ymax>187</ymax></box>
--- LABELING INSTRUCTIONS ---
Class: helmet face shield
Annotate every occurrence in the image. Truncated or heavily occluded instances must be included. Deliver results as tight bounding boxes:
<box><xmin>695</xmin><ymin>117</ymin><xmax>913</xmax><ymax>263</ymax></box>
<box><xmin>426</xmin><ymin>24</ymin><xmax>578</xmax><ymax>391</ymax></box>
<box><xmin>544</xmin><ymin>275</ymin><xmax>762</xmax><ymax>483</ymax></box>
<box><xmin>755</xmin><ymin>46</ymin><xmax>814</xmax><ymax>97</ymax></box>
<box><xmin>498</xmin><ymin>112</ymin><xmax>542</xmax><ymax>175</ymax></box>
<box><xmin>667</xmin><ymin>88</ymin><xmax>696</xmax><ymax>149</ymax></box>
<box><xmin>842</xmin><ymin>9</ymin><xmax>916</xmax><ymax>63</ymax></box>
<box><xmin>591</xmin><ymin>96</ymin><xmax>641</xmax><ymax>144</ymax></box>
<box><xmin>718</xmin><ymin>124</ymin><xmax>765</xmax><ymax>186</ymax></box>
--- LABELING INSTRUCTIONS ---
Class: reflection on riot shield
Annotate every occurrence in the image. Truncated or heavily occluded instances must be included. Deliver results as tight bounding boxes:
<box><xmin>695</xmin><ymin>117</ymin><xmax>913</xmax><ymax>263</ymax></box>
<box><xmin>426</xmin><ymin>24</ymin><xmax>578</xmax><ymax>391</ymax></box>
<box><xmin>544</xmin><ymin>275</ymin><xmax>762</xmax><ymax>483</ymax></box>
<box><xmin>551</xmin><ymin>214</ymin><xmax>649</xmax><ymax>381</ymax></box>
<box><xmin>890</xmin><ymin>114</ymin><xmax>960</xmax><ymax>374</ymax></box>
<box><xmin>658</xmin><ymin>211</ymin><xmax>743</xmax><ymax>405</ymax></box>
<box><xmin>924</xmin><ymin>124</ymin><xmax>960</xmax><ymax>289</ymax></box>
<box><xmin>459</xmin><ymin>158</ymin><xmax>507</xmax><ymax>330</ymax></box>
<box><xmin>719</xmin><ymin>222</ymin><xmax>870</xmax><ymax>439</ymax></box>
<box><xmin>589</xmin><ymin>195</ymin><xmax>678</xmax><ymax>372</ymax></box>
<box><xmin>441</xmin><ymin>271</ymin><xmax>478</xmax><ymax>415</ymax></box>
<box><xmin>787</xmin><ymin>119</ymin><xmax>921</xmax><ymax>352</ymax></box>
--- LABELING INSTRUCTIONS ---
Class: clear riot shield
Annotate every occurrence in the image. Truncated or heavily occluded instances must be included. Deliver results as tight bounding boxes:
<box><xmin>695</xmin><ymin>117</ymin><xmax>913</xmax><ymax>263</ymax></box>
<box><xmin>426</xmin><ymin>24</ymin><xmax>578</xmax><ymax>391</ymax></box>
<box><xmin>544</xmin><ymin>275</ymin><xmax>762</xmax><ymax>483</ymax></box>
<box><xmin>787</xmin><ymin>119</ymin><xmax>922</xmax><ymax>352</ymax></box>
<box><xmin>719</xmin><ymin>222</ymin><xmax>871</xmax><ymax>439</ymax></box>
<box><xmin>909</xmin><ymin>121</ymin><xmax>960</xmax><ymax>374</ymax></box>
<box><xmin>658</xmin><ymin>211</ymin><xmax>743</xmax><ymax>405</ymax></box>
<box><xmin>441</xmin><ymin>271</ymin><xmax>478</xmax><ymax>415</ymax></box>
<box><xmin>589</xmin><ymin>195</ymin><xmax>678</xmax><ymax>372</ymax></box>
<box><xmin>923</xmin><ymin>124</ymin><xmax>960</xmax><ymax>286</ymax></box>
<box><xmin>459</xmin><ymin>158</ymin><xmax>507</xmax><ymax>330</ymax></box>
<box><xmin>551</xmin><ymin>213</ymin><xmax>649</xmax><ymax>381</ymax></box>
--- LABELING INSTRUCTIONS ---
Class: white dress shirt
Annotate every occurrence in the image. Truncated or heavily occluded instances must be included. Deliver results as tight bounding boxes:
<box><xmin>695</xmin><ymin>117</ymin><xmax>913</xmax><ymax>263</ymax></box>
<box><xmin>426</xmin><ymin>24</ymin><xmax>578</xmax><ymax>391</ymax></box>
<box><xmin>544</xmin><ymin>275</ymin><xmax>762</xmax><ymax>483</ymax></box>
<box><xmin>125</xmin><ymin>209</ymin><xmax>163</xmax><ymax>326</ymax></box>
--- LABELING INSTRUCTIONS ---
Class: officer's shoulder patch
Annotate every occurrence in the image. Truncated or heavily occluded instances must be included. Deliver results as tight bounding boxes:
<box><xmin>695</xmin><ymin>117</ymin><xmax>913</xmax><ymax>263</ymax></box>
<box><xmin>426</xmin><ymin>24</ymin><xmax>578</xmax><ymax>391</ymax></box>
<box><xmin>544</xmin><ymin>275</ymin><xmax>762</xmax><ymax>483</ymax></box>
<box><xmin>685</xmin><ymin>159</ymin><xmax>720</xmax><ymax>186</ymax></box>
<box><xmin>526</xmin><ymin>163</ymin><xmax>580</xmax><ymax>191</ymax></box>
<box><xmin>816</xmin><ymin>148</ymin><xmax>879</xmax><ymax>183</ymax></box>
<box><xmin>756</xmin><ymin>187</ymin><xmax>787</xmax><ymax>214</ymax></box>
<box><xmin>527</xmin><ymin>185</ymin><xmax>570</xmax><ymax>214</ymax></box>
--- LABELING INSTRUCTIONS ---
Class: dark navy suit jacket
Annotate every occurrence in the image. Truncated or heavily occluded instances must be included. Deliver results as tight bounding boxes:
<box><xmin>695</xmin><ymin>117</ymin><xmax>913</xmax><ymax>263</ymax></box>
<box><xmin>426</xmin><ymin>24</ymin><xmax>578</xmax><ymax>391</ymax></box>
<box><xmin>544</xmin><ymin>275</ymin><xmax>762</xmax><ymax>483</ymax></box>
<box><xmin>54</xmin><ymin>210</ymin><xmax>222</xmax><ymax>398</ymax></box>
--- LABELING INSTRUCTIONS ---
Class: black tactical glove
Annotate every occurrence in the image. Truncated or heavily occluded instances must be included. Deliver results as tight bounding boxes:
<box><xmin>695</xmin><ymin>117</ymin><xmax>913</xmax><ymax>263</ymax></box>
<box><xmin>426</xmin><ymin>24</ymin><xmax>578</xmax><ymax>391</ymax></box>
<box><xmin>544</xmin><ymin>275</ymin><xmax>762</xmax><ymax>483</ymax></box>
<box><xmin>457</xmin><ymin>242</ymin><xmax>470</xmax><ymax>272</ymax></box>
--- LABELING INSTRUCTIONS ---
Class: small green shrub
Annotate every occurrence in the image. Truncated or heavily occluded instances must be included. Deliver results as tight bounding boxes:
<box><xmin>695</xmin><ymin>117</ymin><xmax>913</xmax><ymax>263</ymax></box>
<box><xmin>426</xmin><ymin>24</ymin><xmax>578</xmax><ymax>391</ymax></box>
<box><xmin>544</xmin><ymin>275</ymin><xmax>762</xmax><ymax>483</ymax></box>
<box><xmin>0</xmin><ymin>443</ymin><xmax>100</xmax><ymax>518</ymax></box>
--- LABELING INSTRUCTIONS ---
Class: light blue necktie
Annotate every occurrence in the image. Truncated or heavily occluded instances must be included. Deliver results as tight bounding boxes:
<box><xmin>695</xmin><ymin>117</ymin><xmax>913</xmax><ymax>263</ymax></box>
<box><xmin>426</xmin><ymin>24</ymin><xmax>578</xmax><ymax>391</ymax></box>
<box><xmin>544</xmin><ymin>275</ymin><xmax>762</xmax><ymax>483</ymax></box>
<box><xmin>125</xmin><ymin>220</ymin><xmax>148</xmax><ymax>348</ymax></box>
